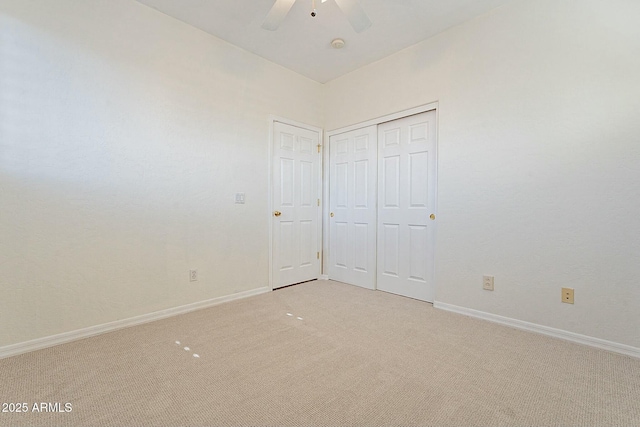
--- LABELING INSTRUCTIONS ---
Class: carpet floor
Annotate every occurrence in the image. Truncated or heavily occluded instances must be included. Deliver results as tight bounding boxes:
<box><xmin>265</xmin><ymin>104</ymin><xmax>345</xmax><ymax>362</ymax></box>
<box><xmin>1</xmin><ymin>280</ymin><xmax>639</xmax><ymax>426</ymax></box>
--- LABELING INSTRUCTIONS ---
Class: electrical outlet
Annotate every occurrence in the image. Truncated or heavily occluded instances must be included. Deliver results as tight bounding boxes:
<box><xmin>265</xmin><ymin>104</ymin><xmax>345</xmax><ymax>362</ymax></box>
<box><xmin>189</xmin><ymin>270</ymin><xmax>198</xmax><ymax>282</ymax></box>
<box><xmin>483</xmin><ymin>275</ymin><xmax>494</xmax><ymax>291</ymax></box>
<box><xmin>235</xmin><ymin>193</ymin><xmax>245</xmax><ymax>204</ymax></box>
<box><xmin>562</xmin><ymin>287</ymin><xmax>574</xmax><ymax>304</ymax></box>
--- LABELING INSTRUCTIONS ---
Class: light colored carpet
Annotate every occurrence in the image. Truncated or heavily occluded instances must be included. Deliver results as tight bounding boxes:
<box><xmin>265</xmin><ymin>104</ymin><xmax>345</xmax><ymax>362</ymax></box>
<box><xmin>1</xmin><ymin>280</ymin><xmax>639</xmax><ymax>427</ymax></box>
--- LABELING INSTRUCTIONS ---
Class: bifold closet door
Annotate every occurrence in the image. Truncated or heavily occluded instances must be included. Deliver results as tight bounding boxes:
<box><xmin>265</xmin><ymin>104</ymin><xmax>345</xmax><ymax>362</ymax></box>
<box><xmin>328</xmin><ymin>125</ymin><xmax>377</xmax><ymax>289</ymax></box>
<box><xmin>377</xmin><ymin>111</ymin><xmax>437</xmax><ymax>302</ymax></box>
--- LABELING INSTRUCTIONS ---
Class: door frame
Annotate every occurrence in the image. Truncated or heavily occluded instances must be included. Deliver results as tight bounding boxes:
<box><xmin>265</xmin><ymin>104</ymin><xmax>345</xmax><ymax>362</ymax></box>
<box><xmin>322</xmin><ymin>102</ymin><xmax>439</xmax><ymax>285</ymax></box>
<box><xmin>268</xmin><ymin>116</ymin><xmax>324</xmax><ymax>291</ymax></box>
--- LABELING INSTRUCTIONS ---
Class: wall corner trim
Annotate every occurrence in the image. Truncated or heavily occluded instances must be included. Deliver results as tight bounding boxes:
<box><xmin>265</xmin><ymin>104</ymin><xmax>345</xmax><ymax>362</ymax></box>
<box><xmin>433</xmin><ymin>301</ymin><xmax>640</xmax><ymax>359</ymax></box>
<box><xmin>0</xmin><ymin>287</ymin><xmax>270</xmax><ymax>360</ymax></box>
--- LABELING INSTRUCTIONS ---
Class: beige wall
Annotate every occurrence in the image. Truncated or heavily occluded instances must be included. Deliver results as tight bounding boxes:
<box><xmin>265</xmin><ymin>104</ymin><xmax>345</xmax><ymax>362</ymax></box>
<box><xmin>0</xmin><ymin>0</ymin><xmax>323</xmax><ymax>347</ymax></box>
<box><xmin>325</xmin><ymin>0</ymin><xmax>640</xmax><ymax>348</ymax></box>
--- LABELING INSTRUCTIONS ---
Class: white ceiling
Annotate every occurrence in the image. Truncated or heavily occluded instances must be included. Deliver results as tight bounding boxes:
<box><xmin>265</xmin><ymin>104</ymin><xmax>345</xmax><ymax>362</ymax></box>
<box><xmin>135</xmin><ymin>0</ymin><xmax>512</xmax><ymax>83</ymax></box>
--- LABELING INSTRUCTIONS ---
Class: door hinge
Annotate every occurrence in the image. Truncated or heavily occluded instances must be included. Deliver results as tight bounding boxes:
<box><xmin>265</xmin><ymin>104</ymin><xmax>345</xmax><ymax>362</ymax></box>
<box><xmin>317</xmin><ymin>198</ymin><xmax>320</xmax><ymax>206</ymax></box>
<box><xmin>317</xmin><ymin>251</ymin><xmax>320</xmax><ymax>259</ymax></box>
<box><xmin>317</xmin><ymin>144</ymin><xmax>321</xmax><ymax>153</ymax></box>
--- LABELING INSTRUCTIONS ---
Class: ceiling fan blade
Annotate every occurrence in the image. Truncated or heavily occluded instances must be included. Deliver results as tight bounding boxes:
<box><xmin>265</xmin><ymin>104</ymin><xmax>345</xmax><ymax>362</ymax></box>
<box><xmin>334</xmin><ymin>0</ymin><xmax>371</xmax><ymax>33</ymax></box>
<box><xmin>262</xmin><ymin>0</ymin><xmax>297</xmax><ymax>31</ymax></box>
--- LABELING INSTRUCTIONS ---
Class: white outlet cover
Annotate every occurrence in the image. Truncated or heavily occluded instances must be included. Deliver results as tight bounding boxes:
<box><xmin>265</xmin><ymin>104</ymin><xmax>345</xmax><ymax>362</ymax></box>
<box><xmin>235</xmin><ymin>193</ymin><xmax>245</xmax><ymax>204</ymax></box>
<box><xmin>483</xmin><ymin>275</ymin><xmax>494</xmax><ymax>291</ymax></box>
<box><xmin>189</xmin><ymin>270</ymin><xmax>198</xmax><ymax>282</ymax></box>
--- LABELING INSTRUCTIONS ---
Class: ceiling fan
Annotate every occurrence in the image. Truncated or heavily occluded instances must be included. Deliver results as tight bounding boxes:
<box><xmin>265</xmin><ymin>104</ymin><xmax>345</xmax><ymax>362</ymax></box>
<box><xmin>262</xmin><ymin>0</ymin><xmax>372</xmax><ymax>33</ymax></box>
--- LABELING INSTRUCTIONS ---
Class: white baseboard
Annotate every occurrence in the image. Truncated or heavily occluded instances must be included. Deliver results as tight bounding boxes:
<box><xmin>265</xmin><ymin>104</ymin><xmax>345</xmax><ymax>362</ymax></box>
<box><xmin>0</xmin><ymin>287</ymin><xmax>270</xmax><ymax>360</ymax></box>
<box><xmin>319</xmin><ymin>274</ymin><xmax>329</xmax><ymax>280</ymax></box>
<box><xmin>433</xmin><ymin>301</ymin><xmax>640</xmax><ymax>359</ymax></box>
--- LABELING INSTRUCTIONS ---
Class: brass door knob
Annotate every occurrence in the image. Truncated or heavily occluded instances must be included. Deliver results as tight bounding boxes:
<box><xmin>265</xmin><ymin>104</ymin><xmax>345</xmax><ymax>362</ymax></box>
<box><xmin>274</xmin><ymin>211</ymin><xmax>282</xmax><ymax>217</ymax></box>
<box><xmin>330</xmin><ymin>212</ymin><xmax>334</xmax><ymax>217</ymax></box>
<box><xmin>430</xmin><ymin>214</ymin><xmax>436</xmax><ymax>220</ymax></box>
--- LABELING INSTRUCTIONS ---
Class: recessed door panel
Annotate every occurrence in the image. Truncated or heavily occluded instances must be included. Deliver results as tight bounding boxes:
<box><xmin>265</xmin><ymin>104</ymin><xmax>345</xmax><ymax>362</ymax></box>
<box><xmin>278</xmin><ymin>221</ymin><xmax>294</xmax><ymax>270</ymax></box>
<box><xmin>408</xmin><ymin>225</ymin><xmax>428</xmax><ymax>281</ymax></box>
<box><xmin>299</xmin><ymin>137</ymin><xmax>313</xmax><ymax>154</ymax></box>
<box><xmin>353</xmin><ymin>223</ymin><xmax>368</xmax><ymax>272</ymax></box>
<box><xmin>281</xmin><ymin>158</ymin><xmax>294</xmax><ymax>207</ymax></box>
<box><xmin>300</xmin><ymin>160</ymin><xmax>313</xmax><ymax>207</ymax></box>
<box><xmin>335</xmin><ymin>222</ymin><xmax>348</xmax><ymax>268</ymax></box>
<box><xmin>383</xmin><ymin>156</ymin><xmax>400</xmax><ymax>208</ymax></box>
<box><xmin>299</xmin><ymin>220</ymin><xmax>313</xmax><ymax>267</ymax></box>
<box><xmin>354</xmin><ymin>159</ymin><xmax>369</xmax><ymax>208</ymax></box>
<box><xmin>336</xmin><ymin>162</ymin><xmax>348</xmax><ymax>208</ymax></box>
<box><xmin>382</xmin><ymin>223</ymin><xmax>399</xmax><ymax>277</ymax></box>
<box><xmin>336</xmin><ymin>138</ymin><xmax>349</xmax><ymax>155</ymax></box>
<box><xmin>384</xmin><ymin>128</ymin><xmax>400</xmax><ymax>147</ymax></box>
<box><xmin>355</xmin><ymin>135</ymin><xmax>369</xmax><ymax>151</ymax></box>
<box><xmin>409</xmin><ymin>152</ymin><xmax>429</xmax><ymax>208</ymax></box>
<box><xmin>409</xmin><ymin>122</ymin><xmax>428</xmax><ymax>143</ymax></box>
<box><xmin>280</xmin><ymin>133</ymin><xmax>294</xmax><ymax>151</ymax></box>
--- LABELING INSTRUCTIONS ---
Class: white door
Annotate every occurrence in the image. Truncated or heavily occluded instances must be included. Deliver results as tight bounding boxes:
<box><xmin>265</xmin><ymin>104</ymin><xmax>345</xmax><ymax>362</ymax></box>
<box><xmin>272</xmin><ymin>121</ymin><xmax>321</xmax><ymax>289</ymax></box>
<box><xmin>377</xmin><ymin>111</ymin><xmax>437</xmax><ymax>302</ymax></box>
<box><xmin>328</xmin><ymin>126</ymin><xmax>377</xmax><ymax>289</ymax></box>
